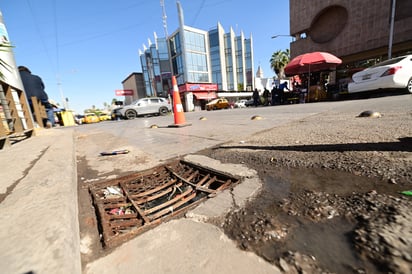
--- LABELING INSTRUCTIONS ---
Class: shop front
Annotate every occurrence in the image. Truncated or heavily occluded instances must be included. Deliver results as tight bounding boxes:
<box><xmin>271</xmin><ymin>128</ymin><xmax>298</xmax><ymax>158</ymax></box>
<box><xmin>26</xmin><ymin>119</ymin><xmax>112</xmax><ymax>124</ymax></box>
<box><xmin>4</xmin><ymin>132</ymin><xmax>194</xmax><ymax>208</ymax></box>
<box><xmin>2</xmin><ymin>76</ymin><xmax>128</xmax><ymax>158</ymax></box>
<box><xmin>177</xmin><ymin>83</ymin><xmax>218</xmax><ymax>111</ymax></box>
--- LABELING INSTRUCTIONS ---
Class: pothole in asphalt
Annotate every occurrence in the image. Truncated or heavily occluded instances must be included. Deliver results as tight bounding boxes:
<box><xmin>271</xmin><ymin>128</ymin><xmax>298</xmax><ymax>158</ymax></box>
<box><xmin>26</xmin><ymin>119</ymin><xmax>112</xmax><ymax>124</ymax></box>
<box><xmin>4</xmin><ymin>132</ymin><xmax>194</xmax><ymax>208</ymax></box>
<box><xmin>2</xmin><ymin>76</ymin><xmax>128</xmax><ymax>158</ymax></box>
<box><xmin>88</xmin><ymin>159</ymin><xmax>240</xmax><ymax>249</ymax></box>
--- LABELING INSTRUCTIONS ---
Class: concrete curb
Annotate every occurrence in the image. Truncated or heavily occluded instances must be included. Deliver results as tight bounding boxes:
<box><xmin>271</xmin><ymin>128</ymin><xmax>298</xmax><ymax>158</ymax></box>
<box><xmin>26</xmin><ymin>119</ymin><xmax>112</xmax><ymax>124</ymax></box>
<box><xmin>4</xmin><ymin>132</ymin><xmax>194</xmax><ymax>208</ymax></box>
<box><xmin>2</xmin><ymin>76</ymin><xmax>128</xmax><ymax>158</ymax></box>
<box><xmin>0</xmin><ymin>128</ymin><xmax>81</xmax><ymax>274</ymax></box>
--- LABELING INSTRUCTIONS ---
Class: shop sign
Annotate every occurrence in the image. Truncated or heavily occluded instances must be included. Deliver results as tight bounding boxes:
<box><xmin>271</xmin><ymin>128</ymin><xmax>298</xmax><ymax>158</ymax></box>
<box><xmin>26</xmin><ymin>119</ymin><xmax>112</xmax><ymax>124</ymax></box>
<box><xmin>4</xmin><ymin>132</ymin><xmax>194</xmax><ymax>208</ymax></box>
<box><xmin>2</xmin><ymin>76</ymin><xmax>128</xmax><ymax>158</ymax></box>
<box><xmin>181</xmin><ymin>83</ymin><xmax>218</xmax><ymax>92</ymax></box>
<box><xmin>115</xmin><ymin>89</ymin><xmax>134</xmax><ymax>96</ymax></box>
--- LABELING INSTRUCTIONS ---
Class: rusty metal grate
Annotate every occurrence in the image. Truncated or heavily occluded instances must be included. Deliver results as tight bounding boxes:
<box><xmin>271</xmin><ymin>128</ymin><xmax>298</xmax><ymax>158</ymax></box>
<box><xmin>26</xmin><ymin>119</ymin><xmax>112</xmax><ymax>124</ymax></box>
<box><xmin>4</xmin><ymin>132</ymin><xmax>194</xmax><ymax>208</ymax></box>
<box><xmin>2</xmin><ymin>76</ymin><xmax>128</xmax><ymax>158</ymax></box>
<box><xmin>89</xmin><ymin>160</ymin><xmax>239</xmax><ymax>248</ymax></box>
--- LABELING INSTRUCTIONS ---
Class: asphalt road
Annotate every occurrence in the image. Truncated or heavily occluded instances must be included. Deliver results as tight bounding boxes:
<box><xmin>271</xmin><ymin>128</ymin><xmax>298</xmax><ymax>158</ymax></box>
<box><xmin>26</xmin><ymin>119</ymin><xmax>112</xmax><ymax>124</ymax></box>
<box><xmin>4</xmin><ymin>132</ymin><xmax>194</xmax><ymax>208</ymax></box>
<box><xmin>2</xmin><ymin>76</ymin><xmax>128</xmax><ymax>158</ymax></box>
<box><xmin>75</xmin><ymin>93</ymin><xmax>412</xmax><ymax>274</ymax></box>
<box><xmin>75</xmin><ymin>93</ymin><xmax>411</xmax><ymax>170</ymax></box>
<box><xmin>75</xmin><ymin>99</ymin><xmax>333</xmax><ymax>179</ymax></box>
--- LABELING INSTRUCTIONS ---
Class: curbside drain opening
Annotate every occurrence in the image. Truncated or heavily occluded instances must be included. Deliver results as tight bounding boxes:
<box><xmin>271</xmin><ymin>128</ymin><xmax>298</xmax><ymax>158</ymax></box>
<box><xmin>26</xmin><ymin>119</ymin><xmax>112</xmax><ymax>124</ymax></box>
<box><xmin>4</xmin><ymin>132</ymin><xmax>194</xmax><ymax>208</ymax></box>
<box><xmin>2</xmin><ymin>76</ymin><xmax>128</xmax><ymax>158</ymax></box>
<box><xmin>89</xmin><ymin>160</ymin><xmax>240</xmax><ymax>248</ymax></box>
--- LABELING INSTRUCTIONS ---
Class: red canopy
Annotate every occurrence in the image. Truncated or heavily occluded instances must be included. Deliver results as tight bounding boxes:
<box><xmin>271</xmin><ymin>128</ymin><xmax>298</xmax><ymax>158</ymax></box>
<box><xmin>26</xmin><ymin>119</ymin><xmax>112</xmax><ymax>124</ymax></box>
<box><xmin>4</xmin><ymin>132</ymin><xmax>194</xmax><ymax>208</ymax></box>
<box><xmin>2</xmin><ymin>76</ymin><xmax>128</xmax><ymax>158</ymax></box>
<box><xmin>284</xmin><ymin>51</ymin><xmax>342</xmax><ymax>76</ymax></box>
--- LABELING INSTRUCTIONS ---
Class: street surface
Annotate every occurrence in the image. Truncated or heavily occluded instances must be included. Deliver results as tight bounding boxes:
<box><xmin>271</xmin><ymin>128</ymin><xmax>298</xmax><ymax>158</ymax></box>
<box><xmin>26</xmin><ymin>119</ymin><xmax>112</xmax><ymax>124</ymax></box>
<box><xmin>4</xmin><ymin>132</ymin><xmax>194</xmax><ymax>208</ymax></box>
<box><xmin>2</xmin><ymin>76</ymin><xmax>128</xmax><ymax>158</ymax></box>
<box><xmin>75</xmin><ymin>94</ymin><xmax>409</xmax><ymax>176</ymax></box>
<box><xmin>1</xmin><ymin>93</ymin><xmax>410</xmax><ymax>274</ymax></box>
<box><xmin>76</xmin><ymin>93</ymin><xmax>412</xmax><ymax>273</ymax></box>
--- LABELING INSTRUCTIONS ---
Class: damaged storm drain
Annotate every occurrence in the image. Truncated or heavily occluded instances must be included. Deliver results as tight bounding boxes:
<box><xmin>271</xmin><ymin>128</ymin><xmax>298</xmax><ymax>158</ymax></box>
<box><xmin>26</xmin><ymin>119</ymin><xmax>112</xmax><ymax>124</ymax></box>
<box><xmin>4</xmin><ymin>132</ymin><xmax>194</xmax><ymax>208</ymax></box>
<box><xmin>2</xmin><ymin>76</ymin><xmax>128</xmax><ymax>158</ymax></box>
<box><xmin>89</xmin><ymin>160</ymin><xmax>239</xmax><ymax>248</ymax></box>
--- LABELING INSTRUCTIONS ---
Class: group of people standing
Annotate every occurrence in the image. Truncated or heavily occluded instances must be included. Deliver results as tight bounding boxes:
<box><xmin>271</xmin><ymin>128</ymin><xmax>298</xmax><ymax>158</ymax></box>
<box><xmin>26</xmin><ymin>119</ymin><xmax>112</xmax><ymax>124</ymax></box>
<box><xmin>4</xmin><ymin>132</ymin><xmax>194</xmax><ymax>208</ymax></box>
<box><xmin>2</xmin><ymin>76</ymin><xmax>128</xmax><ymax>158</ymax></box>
<box><xmin>252</xmin><ymin>81</ymin><xmax>292</xmax><ymax>107</ymax></box>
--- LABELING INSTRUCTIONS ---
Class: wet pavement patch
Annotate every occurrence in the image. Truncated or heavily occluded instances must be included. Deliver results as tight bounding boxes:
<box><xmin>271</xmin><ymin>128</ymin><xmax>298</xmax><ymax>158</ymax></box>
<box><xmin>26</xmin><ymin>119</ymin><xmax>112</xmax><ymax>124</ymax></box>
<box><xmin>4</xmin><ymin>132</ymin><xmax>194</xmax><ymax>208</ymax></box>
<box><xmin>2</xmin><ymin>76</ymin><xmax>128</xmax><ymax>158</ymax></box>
<box><xmin>218</xmin><ymin>167</ymin><xmax>392</xmax><ymax>271</ymax></box>
<box><xmin>89</xmin><ymin>159</ymin><xmax>239</xmax><ymax>248</ymax></box>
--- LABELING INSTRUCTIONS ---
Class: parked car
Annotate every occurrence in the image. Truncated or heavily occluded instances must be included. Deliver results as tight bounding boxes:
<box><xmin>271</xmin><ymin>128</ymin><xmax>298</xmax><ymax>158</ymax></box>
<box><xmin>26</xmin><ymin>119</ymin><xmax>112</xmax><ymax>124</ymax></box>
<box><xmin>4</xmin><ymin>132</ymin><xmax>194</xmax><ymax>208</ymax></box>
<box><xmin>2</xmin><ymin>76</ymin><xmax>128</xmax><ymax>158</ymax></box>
<box><xmin>113</xmin><ymin>97</ymin><xmax>172</xmax><ymax>119</ymax></box>
<box><xmin>98</xmin><ymin>113</ymin><xmax>111</xmax><ymax>121</ymax></box>
<box><xmin>83</xmin><ymin>113</ymin><xmax>100</xmax><ymax>124</ymax></box>
<box><xmin>74</xmin><ymin>114</ymin><xmax>84</xmax><ymax>125</ymax></box>
<box><xmin>234</xmin><ymin>99</ymin><xmax>248</xmax><ymax>108</ymax></box>
<box><xmin>206</xmin><ymin>98</ymin><xmax>230</xmax><ymax>111</ymax></box>
<box><xmin>245</xmin><ymin>99</ymin><xmax>255</xmax><ymax>107</ymax></box>
<box><xmin>348</xmin><ymin>55</ymin><xmax>412</xmax><ymax>94</ymax></box>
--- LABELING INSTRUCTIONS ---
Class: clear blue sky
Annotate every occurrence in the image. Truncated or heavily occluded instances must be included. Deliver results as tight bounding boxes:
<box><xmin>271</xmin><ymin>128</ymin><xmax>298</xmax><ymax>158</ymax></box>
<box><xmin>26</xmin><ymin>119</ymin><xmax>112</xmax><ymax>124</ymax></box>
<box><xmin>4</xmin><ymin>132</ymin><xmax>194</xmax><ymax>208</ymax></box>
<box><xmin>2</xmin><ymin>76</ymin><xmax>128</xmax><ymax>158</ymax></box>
<box><xmin>1</xmin><ymin>0</ymin><xmax>290</xmax><ymax>113</ymax></box>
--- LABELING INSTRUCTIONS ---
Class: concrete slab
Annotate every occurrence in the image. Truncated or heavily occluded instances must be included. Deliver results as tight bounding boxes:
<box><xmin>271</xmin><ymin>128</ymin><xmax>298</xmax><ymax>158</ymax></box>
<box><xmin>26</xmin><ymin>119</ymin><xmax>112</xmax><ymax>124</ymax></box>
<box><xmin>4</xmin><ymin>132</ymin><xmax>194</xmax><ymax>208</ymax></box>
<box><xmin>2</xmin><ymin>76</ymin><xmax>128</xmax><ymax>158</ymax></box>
<box><xmin>85</xmin><ymin>219</ymin><xmax>281</xmax><ymax>274</ymax></box>
<box><xmin>0</xmin><ymin>129</ymin><xmax>81</xmax><ymax>274</ymax></box>
<box><xmin>183</xmin><ymin>155</ymin><xmax>262</xmax><ymax>221</ymax></box>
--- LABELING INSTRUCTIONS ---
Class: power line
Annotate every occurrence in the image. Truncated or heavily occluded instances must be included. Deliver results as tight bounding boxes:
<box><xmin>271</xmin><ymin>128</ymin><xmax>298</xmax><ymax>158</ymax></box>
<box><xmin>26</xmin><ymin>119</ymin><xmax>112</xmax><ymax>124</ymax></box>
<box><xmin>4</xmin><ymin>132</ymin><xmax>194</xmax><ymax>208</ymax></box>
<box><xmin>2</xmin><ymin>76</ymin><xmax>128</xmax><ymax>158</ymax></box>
<box><xmin>191</xmin><ymin>0</ymin><xmax>206</xmax><ymax>26</ymax></box>
<box><xmin>52</xmin><ymin>0</ymin><xmax>67</xmax><ymax>109</ymax></box>
<box><xmin>52</xmin><ymin>0</ymin><xmax>60</xmax><ymax>74</ymax></box>
<box><xmin>25</xmin><ymin>0</ymin><xmax>56</xmax><ymax>75</ymax></box>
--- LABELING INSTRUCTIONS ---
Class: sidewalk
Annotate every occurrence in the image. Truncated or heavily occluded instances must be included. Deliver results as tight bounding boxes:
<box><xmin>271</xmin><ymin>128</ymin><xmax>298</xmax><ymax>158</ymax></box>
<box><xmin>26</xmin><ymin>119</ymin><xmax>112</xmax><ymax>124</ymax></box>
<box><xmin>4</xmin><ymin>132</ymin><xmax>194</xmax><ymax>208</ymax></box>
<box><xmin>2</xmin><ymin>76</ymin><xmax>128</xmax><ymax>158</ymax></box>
<box><xmin>0</xmin><ymin>128</ymin><xmax>81</xmax><ymax>274</ymax></box>
<box><xmin>0</xmin><ymin>128</ymin><xmax>281</xmax><ymax>274</ymax></box>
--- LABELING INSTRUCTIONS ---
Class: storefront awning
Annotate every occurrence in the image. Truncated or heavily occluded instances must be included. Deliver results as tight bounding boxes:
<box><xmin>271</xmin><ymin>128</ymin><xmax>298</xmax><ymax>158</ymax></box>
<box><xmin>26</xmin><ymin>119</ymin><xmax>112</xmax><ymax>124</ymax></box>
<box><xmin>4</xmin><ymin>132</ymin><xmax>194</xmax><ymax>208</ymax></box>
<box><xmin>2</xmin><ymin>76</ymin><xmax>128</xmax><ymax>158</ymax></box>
<box><xmin>193</xmin><ymin>92</ymin><xmax>217</xmax><ymax>100</ymax></box>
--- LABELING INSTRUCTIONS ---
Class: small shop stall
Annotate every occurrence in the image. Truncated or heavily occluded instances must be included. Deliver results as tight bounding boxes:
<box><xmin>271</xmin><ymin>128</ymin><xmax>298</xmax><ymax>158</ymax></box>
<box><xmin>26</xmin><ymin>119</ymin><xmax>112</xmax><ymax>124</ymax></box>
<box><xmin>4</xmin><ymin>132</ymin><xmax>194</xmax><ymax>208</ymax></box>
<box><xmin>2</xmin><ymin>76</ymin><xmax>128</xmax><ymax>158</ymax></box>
<box><xmin>175</xmin><ymin>83</ymin><xmax>218</xmax><ymax>111</ymax></box>
<box><xmin>284</xmin><ymin>51</ymin><xmax>342</xmax><ymax>103</ymax></box>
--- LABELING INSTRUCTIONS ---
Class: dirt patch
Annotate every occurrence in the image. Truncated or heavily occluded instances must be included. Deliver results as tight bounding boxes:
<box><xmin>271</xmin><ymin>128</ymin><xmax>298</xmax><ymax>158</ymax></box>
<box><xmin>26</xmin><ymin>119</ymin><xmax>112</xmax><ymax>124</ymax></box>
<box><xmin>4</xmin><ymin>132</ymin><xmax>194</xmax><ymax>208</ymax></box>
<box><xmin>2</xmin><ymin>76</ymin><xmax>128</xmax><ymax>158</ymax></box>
<box><xmin>199</xmin><ymin>111</ymin><xmax>412</xmax><ymax>273</ymax></box>
<box><xmin>77</xmin><ymin>156</ymin><xmax>109</xmax><ymax>269</ymax></box>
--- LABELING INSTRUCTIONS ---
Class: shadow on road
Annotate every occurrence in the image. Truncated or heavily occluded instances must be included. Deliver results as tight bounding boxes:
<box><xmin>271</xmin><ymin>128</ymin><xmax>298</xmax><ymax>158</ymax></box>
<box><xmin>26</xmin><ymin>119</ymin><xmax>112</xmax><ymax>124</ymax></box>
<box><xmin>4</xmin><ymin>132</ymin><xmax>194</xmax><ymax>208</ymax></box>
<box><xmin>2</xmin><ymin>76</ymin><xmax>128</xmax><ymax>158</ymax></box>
<box><xmin>219</xmin><ymin>137</ymin><xmax>412</xmax><ymax>152</ymax></box>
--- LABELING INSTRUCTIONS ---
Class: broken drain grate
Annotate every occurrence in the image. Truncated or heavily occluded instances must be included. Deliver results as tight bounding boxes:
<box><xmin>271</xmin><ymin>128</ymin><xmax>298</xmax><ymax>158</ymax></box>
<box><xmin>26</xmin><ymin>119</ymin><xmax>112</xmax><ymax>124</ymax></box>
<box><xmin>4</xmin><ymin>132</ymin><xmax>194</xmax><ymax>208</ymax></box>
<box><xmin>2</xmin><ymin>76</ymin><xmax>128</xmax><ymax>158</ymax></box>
<box><xmin>89</xmin><ymin>160</ymin><xmax>239</xmax><ymax>248</ymax></box>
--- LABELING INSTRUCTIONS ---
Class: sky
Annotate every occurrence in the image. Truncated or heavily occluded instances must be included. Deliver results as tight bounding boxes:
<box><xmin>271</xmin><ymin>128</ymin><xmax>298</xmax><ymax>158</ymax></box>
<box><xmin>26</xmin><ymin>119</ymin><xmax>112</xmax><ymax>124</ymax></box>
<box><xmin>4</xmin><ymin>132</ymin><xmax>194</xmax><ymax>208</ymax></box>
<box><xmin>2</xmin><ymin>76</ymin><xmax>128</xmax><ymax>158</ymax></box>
<box><xmin>1</xmin><ymin>0</ymin><xmax>291</xmax><ymax>113</ymax></box>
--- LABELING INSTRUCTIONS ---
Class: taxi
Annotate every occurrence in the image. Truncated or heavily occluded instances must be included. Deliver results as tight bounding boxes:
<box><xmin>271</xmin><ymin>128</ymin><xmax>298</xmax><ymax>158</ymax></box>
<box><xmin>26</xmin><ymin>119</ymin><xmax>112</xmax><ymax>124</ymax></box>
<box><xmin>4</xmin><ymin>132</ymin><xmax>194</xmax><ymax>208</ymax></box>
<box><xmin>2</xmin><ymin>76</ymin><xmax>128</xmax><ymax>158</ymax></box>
<box><xmin>83</xmin><ymin>113</ymin><xmax>100</xmax><ymax>124</ymax></box>
<box><xmin>98</xmin><ymin>113</ymin><xmax>111</xmax><ymax>121</ymax></box>
<box><xmin>206</xmin><ymin>98</ymin><xmax>230</xmax><ymax>111</ymax></box>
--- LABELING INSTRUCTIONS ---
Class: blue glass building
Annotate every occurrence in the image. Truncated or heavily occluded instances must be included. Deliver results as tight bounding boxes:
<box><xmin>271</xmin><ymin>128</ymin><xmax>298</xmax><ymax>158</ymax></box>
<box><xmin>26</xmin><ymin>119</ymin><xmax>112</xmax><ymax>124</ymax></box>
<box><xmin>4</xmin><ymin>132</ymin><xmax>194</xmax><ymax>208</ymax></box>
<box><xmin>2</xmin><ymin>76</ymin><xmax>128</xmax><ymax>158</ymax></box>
<box><xmin>138</xmin><ymin>2</ymin><xmax>255</xmax><ymax>110</ymax></box>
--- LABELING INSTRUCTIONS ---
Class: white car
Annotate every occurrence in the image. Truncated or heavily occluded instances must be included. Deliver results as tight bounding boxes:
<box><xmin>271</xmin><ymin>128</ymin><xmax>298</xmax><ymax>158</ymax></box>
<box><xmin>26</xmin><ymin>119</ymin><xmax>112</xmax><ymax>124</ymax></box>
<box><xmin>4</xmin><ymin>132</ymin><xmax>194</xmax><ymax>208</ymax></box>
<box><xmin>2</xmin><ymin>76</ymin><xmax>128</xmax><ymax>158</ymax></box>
<box><xmin>113</xmin><ymin>97</ymin><xmax>171</xmax><ymax>119</ymax></box>
<box><xmin>234</xmin><ymin>99</ymin><xmax>248</xmax><ymax>108</ymax></box>
<box><xmin>348</xmin><ymin>55</ymin><xmax>412</xmax><ymax>94</ymax></box>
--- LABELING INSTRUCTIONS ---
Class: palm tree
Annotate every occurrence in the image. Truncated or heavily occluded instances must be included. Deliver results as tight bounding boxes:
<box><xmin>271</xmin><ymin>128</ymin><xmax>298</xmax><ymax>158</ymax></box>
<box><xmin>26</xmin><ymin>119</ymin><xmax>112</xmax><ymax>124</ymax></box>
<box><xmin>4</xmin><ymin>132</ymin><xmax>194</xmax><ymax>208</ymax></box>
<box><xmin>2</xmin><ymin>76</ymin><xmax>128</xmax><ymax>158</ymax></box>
<box><xmin>270</xmin><ymin>49</ymin><xmax>290</xmax><ymax>79</ymax></box>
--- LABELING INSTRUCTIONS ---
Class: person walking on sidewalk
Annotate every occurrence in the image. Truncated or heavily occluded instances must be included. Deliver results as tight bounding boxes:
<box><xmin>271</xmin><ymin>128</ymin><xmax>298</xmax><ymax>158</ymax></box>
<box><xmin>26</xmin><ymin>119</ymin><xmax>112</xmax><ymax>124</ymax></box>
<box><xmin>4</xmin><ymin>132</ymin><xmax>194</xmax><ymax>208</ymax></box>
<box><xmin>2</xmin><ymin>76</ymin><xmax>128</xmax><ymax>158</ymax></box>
<box><xmin>253</xmin><ymin>88</ymin><xmax>260</xmax><ymax>107</ymax></box>
<box><xmin>18</xmin><ymin>66</ymin><xmax>55</xmax><ymax>128</ymax></box>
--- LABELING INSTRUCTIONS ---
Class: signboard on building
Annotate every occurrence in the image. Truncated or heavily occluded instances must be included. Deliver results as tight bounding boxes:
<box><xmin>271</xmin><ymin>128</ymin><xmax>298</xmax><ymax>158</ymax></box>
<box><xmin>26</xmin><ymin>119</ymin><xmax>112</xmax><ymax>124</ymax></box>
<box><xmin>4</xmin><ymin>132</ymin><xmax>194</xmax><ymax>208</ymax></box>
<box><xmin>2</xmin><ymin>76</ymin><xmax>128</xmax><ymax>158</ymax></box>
<box><xmin>115</xmin><ymin>89</ymin><xmax>134</xmax><ymax>96</ymax></box>
<box><xmin>178</xmin><ymin>83</ymin><xmax>218</xmax><ymax>93</ymax></box>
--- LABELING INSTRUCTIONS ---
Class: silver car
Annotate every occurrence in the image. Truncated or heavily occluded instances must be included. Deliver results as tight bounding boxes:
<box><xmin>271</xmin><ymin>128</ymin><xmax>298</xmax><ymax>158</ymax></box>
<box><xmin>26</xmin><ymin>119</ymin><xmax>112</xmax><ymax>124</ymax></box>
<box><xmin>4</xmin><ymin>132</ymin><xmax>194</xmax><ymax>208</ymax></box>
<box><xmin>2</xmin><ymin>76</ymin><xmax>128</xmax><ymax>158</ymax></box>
<box><xmin>113</xmin><ymin>97</ymin><xmax>172</xmax><ymax>119</ymax></box>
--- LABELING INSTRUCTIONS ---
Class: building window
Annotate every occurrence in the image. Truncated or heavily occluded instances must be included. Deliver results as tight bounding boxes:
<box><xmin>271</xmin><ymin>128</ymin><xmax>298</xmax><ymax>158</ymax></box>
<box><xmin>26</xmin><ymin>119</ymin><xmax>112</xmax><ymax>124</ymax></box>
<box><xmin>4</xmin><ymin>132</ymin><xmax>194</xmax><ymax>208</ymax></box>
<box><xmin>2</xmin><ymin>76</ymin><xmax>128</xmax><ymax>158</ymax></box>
<box><xmin>169</xmin><ymin>34</ymin><xmax>181</xmax><ymax>57</ymax></box>
<box><xmin>186</xmin><ymin>52</ymin><xmax>208</xmax><ymax>72</ymax></box>
<box><xmin>188</xmin><ymin>72</ymin><xmax>208</xmax><ymax>83</ymax></box>
<box><xmin>184</xmin><ymin>30</ymin><xmax>206</xmax><ymax>52</ymax></box>
<box><xmin>209</xmin><ymin>31</ymin><xmax>219</xmax><ymax>47</ymax></box>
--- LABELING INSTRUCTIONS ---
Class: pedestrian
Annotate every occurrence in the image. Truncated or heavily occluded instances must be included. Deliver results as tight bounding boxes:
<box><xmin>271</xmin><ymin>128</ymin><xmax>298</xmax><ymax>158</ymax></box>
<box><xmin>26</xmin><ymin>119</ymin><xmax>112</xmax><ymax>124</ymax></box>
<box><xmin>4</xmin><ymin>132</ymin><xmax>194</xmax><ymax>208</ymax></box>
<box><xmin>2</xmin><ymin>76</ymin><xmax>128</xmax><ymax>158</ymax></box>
<box><xmin>278</xmin><ymin>81</ymin><xmax>290</xmax><ymax>105</ymax></box>
<box><xmin>262</xmin><ymin>88</ymin><xmax>269</xmax><ymax>106</ymax></box>
<box><xmin>271</xmin><ymin>86</ymin><xmax>279</xmax><ymax>105</ymax></box>
<box><xmin>18</xmin><ymin>66</ymin><xmax>55</xmax><ymax>128</ymax></box>
<box><xmin>299</xmin><ymin>85</ymin><xmax>307</xmax><ymax>104</ymax></box>
<box><xmin>253</xmin><ymin>88</ymin><xmax>260</xmax><ymax>107</ymax></box>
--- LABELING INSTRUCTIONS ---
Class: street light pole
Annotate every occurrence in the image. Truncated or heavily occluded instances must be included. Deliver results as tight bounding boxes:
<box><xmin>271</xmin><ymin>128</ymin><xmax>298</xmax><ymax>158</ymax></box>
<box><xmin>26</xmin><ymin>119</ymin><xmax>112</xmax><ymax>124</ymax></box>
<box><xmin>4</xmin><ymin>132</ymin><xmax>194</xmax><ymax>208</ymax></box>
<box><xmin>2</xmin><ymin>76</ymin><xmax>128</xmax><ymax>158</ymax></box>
<box><xmin>271</xmin><ymin>34</ymin><xmax>293</xmax><ymax>40</ymax></box>
<box><xmin>388</xmin><ymin>0</ymin><xmax>396</xmax><ymax>59</ymax></box>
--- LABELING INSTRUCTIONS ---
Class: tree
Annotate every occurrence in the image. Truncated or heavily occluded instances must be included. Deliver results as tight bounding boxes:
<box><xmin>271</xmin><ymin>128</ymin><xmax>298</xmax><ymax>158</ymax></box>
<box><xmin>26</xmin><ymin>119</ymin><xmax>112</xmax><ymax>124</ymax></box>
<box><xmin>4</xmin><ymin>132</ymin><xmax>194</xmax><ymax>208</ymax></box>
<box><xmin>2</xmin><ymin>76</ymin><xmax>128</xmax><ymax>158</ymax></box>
<box><xmin>270</xmin><ymin>49</ymin><xmax>290</xmax><ymax>79</ymax></box>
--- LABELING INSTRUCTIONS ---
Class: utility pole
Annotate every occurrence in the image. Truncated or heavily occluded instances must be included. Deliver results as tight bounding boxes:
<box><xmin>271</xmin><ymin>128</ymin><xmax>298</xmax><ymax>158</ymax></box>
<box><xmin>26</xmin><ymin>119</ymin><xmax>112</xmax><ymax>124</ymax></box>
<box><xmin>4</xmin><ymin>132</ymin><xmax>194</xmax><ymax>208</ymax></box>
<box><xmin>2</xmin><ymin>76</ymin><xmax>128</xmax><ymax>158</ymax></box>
<box><xmin>388</xmin><ymin>0</ymin><xmax>396</xmax><ymax>59</ymax></box>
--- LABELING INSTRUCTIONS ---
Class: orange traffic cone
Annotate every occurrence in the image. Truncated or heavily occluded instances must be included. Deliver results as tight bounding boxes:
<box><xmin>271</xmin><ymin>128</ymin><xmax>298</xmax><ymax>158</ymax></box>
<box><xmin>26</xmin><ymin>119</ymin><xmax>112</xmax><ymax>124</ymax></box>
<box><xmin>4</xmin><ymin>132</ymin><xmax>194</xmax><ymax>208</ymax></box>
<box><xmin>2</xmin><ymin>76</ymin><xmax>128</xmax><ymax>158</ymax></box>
<box><xmin>169</xmin><ymin>76</ymin><xmax>191</xmax><ymax>127</ymax></box>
